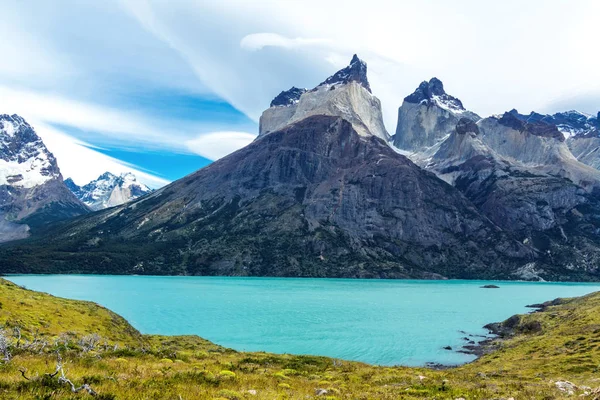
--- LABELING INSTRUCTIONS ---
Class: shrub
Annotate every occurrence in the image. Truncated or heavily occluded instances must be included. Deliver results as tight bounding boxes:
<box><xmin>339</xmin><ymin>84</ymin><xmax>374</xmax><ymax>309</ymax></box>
<box><xmin>219</xmin><ymin>370</ymin><xmax>236</xmax><ymax>379</ymax></box>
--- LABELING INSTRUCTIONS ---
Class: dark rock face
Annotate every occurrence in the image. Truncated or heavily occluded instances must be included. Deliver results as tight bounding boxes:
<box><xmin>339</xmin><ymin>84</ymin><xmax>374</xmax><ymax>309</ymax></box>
<box><xmin>404</xmin><ymin>78</ymin><xmax>464</xmax><ymax>110</ymax></box>
<box><xmin>269</xmin><ymin>87</ymin><xmax>308</xmax><ymax>107</ymax></box>
<box><xmin>455</xmin><ymin>118</ymin><xmax>479</xmax><ymax>135</ymax></box>
<box><xmin>498</xmin><ymin>112</ymin><xmax>565</xmax><ymax>142</ymax></box>
<box><xmin>1</xmin><ymin>115</ymin><xmax>540</xmax><ymax>278</ymax></box>
<box><xmin>64</xmin><ymin>178</ymin><xmax>82</xmax><ymax>197</ymax></box>
<box><xmin>319</xmin><ymin>54</ymin><xmax>371</xmax><ymax>93</ymax></box>
<box><xmin>510</xmin><ymin>109</ymin><xmax>599</xmax><ymax>138</ymax></box>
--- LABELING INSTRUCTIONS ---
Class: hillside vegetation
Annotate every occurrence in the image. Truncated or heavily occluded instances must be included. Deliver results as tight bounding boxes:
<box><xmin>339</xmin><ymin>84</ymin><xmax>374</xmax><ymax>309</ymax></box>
<box><xmin>1</xmin><ymin>278</ymin><xmax>600</xmax><ymax>399</ymax></box>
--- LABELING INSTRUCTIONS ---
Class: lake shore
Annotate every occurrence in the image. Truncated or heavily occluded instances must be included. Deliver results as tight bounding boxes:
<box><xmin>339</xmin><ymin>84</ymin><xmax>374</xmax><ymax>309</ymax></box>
<box><xmin>6</xmin><ymin>274</ymin><xmax>600</xmax><ymax>367</ymax></box>
<box><xmin>1</xmin><ymin>277</ymin><xmax>600</xmax><ymax>398</ymax></box>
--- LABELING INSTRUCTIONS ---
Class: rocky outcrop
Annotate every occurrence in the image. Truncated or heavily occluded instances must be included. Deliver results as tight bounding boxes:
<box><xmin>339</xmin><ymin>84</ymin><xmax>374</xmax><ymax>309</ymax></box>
<box><xmin>258</xmin><ymin>55</ymin><xmax>389</xmax><ymax>141</ymax></box>
<box><xmin>412</xmin><ymin>116</ymin><xmax>593</xmax><ymax>236</ymax></box>
<box><xmin>401</xmin><ymin>101</ymin><xmax>600</xmax><ymax>279</ymax></box>
<box><xmin>477</xmin><ymin>112</ymin><xmax>600</xmax><ymax>191</ymax></box>
<box><xmin>568</xmin><ymin>136</ymin><xmax>600</xmax><ymax>169</ymax></box>
<box><xmin>318</xmin><ymin>54</ymin><xmax>372</xmax><ymax>93</ymax></box>
<box><xmin>269</xmin><ymin>87</ymin><xmax>307</xmax><ymax>107</ymax></box>
<box><xmin>392</xmin><ymin>78</ymin><xmax>480</xmax><ymax>151</ymax></box>
<box><xmin>508</xmin><ymin>109</ymin><xmax>600</xmax><ymax>171</ymax></box>
<box><xmin>0</xmin><ymin>114</ymin><xmax>88</xmax><ymax>242</ymax></box>
<box><xmin>66</xmin><ymin>172</ymin><xmax>152</xmax><ymax>211</ymax></box>
<box><xmin>509</xmin><ymin>109</ymin><xmax>598</xmax><ymax>139</ymax></box>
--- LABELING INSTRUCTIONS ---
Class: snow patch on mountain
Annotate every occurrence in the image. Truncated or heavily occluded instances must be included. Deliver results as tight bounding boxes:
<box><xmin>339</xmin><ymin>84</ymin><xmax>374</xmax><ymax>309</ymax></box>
<box><xmin>66</xmin><ymin>172</ymin><xmax>153</xmax><ymax>210</ymax></box>
<box><xmin>0</xmin><ymin>115</ymin><xmax>59</xmax><ymax>188</ymax></box>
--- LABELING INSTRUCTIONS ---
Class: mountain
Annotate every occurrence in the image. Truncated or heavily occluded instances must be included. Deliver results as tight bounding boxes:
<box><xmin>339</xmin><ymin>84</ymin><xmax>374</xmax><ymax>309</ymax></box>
<box><xmin>509</xmin><ymin>109</ymin><xmax>599</xmax><ymax>139</ymax></box>
<box><xmin>392</xmin><ymin>83</ymin><xmax>600</xmax><ymax>279</ymax></box>
<box><xmin>422</xmin><ymin>116</ymin><xmax>595</xmax><ymax>233</ymax></box>
<box><xmin>259</xmin><ymin>54</ymin><xmax>389</xmax><ymax>141</ymax></box>
<box><xmin>508</xmin><ymin>109</ymin><xmax>600</xmax><ymax>170</ymax></box>
<box><xmin>391</xmin><ymin>78</ymin><xmax>480</xmax><ymax>151</ymax></box>
<box><xmin>556</xmin><ymin>112</ymin><xmax>600</xmax><ymax>171</ymax></box>
<box><xmin>476</xmin><ymin>112</ymin><xmax>600</xmax><ymax>192</ymax></box>
<box><xmin>65</xmin><ymin>172</ymin><xmax>152</xmax><ymax>210</ymax></box>
<box><xmin>0</xmin><ymin>114</ymin><xmax>89</xmax><ymax>243</ymax></box>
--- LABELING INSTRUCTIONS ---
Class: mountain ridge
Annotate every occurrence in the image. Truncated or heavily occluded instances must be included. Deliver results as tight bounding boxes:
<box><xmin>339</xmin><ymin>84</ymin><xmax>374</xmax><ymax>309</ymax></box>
<box><xmin>65</xmin><ymin>171</ymin><xmax>152</xmax><ymax>210</ymax></box>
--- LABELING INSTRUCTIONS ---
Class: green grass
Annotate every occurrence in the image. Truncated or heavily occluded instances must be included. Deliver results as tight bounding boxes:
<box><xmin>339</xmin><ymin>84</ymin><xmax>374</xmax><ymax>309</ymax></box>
<box><xmin>1</xmin><ymin>278</ymin><xmax>599</xmax><ymax>398</ymax></box>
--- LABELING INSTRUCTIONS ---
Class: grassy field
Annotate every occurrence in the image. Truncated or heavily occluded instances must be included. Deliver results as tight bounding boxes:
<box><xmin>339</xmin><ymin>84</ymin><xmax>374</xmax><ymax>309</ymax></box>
<box><xmin>1</xmin><ymin>278</ymin><xmax>600</xmax><ymax>399</ymax></box>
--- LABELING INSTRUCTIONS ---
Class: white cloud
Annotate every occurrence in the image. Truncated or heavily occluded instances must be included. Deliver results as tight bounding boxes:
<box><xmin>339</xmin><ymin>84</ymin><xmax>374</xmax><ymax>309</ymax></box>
<box><xmin>120</xmin><ymin>0</ymin><xmax>600</xmax><ymax>130</ymax></box>
<box><xmin>186</xmin><ymin>131</ymin><xmax>256</xmax><ymax>160</ymax></box>
<box><xmin>240</xmin><ymin>33</ymin><xmax>330</xmax><ymax>51</ymax></box>
<box><xmin>33</xmin><ymin>121</ymin><xmax>170</xmax><ymax>188</ymax></box>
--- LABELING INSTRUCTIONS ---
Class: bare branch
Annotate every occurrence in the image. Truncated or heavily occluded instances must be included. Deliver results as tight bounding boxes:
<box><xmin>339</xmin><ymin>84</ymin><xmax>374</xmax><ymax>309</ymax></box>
<box><xmin>58</xmin><ymin>376</ymin><xmax>98</xmax><ymax>396</ymax></box>
<box><xmin>13</xmin><ymin>327</ymin><xmax>21</xmax><ymax>349</ymax></box>
<box><xmin>18</xmin><ymin>368</ymin><xmax>30</xmax><ymax>381</ymax></box>
<box><xmin>0</xmin><ymin>329</ymin><xmax>12</xmax><ymax>362</ymax></box>
<box><xmin>79</xmin><ymin>334</ymin><xmax>101</xmax><ymax>353</ymax></box>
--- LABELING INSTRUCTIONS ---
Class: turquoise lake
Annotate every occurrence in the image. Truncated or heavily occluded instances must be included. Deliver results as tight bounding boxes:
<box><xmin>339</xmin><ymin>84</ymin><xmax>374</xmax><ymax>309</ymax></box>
<box><xmin>6</xmin><ymin>275</ymin><xmax>600</xmax><ymax>366</ymax></box>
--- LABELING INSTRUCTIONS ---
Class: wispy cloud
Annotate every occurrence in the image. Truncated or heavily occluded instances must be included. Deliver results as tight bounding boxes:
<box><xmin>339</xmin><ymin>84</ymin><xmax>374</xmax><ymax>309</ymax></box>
<box><xmin>240</xmin><ymin>33</ymin><xmax>331</xmax><ymax>51</ymax></box>
<box><xmin>0</xmin><ymin>84</ymin><xmax>256</xmax><ymax>158</ymax></box>
<box><xmin>186</xmin><ymin>131</ymin><xmax>256</xmax><ymax>160</ymax></box>
<box><xmin>32</xmin><ymin>121</ymin><xmax>170</xmax><ymax>188</ymax></box>
<box><xmin>120</xmin><ymin>0</ymin><xmax>600</xmax><ymax>125</ymax></box>
<box><xmin>0</xmin><ymin>85</ymin><xmax>185</xmax><ymax>149</ymax></box>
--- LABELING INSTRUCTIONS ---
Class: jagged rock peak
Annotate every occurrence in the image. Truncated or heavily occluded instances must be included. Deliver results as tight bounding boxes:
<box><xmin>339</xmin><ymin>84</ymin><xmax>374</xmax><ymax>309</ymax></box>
<box><xmin>455</xmin><ymin>118</ymin><xmax>479</xmax><ymax>135</ymax></box>
<box><xmin>498</xmin><ymin>111</ymin><xmax>565</xmax><ymax>142</ymax></box>
<box><xmin>404</xmin><ymin>77</ymin><xmax>465</xmax><ymax>112</ymax></box>
<box><xmin>318</xmin><ymin>54</ymin><xmax>371</xmax><ymax>93</ymax></box>
<box><xmin>270</xmin><ymin>87</ymin><xmax>308</xmax><ymax>107</ymax></box>
<box><xmin>259</xmin><ymin>53</ymin><xmax>388</xmax><ymax>140</ymax></box>
<box><xmin>508</xmin><ymin>109</ymin><xmax>599</xmax><ymax>139</ymax></box>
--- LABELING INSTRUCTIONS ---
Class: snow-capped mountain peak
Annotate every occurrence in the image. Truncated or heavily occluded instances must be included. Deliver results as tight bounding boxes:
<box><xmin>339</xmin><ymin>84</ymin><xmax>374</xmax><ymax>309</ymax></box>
<box><xmin>67</xmin><ymin>172</ymin><xmax>152</xmax><ymax>210</ymax></box>
<box><xmin>318</xmin><ymin>54</ymin><xmax>372</xmax><ymax>93</ymax></box>
<box><xmin>0</xmin><ymin>114</ymin><xmax>60</xmax><ymax>188</ymax></box>
<box><xmin>404</xmin><ymin>78</ymin><xmax>466</xmax><ymax>113</ymax></box>
<box><xmin>0</xmin><ymin>114</ymin><xmax>88</xmax><ymax>243</ymax></box>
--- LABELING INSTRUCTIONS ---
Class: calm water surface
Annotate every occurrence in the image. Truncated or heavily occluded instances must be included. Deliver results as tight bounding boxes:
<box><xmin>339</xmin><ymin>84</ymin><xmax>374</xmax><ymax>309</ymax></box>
<box><xmin>6</xmin><ymin>275</ymin><xmax>600</xmax><ymax>366</ymax></box>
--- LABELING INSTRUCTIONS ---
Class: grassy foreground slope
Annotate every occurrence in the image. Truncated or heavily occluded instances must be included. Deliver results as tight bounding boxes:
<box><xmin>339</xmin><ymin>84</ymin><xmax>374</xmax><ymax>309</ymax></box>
<box><xmin>1</xmin><ymin>278</ymin><xmax>600</xmax><ymax>399</ymax></box>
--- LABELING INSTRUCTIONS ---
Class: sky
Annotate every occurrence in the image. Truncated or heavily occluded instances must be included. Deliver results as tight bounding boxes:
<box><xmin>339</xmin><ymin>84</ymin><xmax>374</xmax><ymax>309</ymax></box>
<box><xmin>1</xmin><ymin>0</ymin><xmax>599</xmax><ymax>188</ymax></box>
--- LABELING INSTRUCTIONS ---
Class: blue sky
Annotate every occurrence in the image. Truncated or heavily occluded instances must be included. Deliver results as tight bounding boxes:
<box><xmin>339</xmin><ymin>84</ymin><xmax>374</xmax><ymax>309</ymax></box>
<box><xmin>1</xmin><ymin>0</ymin><xmax>598</xmax><ymax>188</ymax></box>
